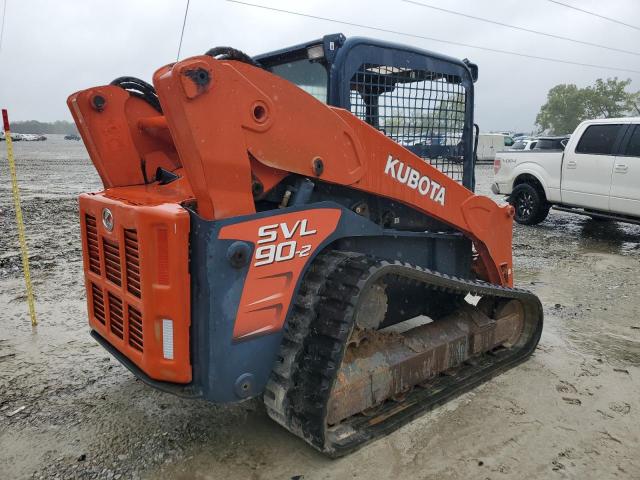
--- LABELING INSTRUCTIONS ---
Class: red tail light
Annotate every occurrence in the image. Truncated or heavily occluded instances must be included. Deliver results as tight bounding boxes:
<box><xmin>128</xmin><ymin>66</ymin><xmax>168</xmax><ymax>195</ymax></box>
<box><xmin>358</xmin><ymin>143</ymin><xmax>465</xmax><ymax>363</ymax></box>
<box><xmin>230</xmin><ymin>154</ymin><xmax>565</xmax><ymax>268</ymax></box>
<box><xmin>493</xmin><ymin>159</ymin><xmax>501</xmax><ymax>175</ymax></box>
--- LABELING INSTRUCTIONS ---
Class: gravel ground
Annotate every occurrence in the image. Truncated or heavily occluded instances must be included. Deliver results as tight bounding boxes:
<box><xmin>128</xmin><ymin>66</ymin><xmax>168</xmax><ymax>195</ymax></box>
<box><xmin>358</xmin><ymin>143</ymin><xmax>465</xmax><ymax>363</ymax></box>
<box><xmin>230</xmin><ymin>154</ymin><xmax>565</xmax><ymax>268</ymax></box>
<box><xmin>1</xmin><ymin>137</ymin><xmax>639</xmax><ymax>479</ymax></box>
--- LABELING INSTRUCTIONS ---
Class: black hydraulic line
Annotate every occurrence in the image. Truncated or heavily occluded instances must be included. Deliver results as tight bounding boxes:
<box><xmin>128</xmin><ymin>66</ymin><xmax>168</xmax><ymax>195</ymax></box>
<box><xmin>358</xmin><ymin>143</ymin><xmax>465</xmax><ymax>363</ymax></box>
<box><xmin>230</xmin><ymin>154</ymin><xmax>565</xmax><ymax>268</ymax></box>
<box><xmin>204</xmin><ymin>46</ymin><xmax>263</xmax><ymax>68</ymax></box>
<box><xmin>110</xmin><ymin>76</ymin><xmax>163</xmax><ymax>113</ymax></box>
<box><xmin>110</xmin><ymin>48</ymin><xmax>261</xmax><ymax>119</ymax></box>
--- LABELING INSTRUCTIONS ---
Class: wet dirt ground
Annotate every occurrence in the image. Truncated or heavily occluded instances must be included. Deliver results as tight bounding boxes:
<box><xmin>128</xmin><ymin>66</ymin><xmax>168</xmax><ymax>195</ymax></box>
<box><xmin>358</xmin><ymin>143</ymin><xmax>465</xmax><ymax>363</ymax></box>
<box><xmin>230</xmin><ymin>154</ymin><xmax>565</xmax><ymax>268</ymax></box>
<box><xmin>1</xmin><ymin>138</ymin><xmax>639</xmax><ymax>479</ymax></box>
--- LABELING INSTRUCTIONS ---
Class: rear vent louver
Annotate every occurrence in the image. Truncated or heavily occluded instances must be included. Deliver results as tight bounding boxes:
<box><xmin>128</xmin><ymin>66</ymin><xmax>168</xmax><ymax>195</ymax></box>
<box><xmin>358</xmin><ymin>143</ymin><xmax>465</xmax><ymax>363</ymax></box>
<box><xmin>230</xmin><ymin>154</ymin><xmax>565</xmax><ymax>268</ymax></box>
<box><xmin>91</xmin><ymin>283</ymin><xmax>105</xmax><ymax>324</ymax></box>
<box><xmin>103</xmin><ymin>238</ymin><xmax>122</xmax><ymax>286</ymax></box>
<box><xmin>124</xmin><ymin>229</ymin><xmax>141</xmax><ymax>298</ymax></box>
<box><xmin>128</xmin><ymin>306</ymin><xmax>144</xmax><ymax>351</ymax></box>
<box><xmin>157</xmin><ymin>229</ymin><xmax>169</xmax><ymax>285</ymax></box>
<box><xmin>85</xmin><ymin>215</ymin><xmax>101</xmax><ymax>275</ymax></box>
<box><xmin>108</xmin><ymin>292</ymin><xmax>124</xmax><ymax>339</ymax></box>
<box><xmin>83</xmin><ymin>212</ymin><xmax>145</xmax><ymax>354</ymax></box>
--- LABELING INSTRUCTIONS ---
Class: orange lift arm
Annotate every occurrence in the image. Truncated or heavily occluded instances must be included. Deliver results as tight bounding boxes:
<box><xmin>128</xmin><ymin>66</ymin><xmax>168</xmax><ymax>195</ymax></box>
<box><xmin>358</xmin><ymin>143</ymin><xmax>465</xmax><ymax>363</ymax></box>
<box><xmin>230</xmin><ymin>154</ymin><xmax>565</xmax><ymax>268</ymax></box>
<box><xmin>152</xmin><ymin>57</ymin><xmax>514</xmax><ymax>286</ymax></box>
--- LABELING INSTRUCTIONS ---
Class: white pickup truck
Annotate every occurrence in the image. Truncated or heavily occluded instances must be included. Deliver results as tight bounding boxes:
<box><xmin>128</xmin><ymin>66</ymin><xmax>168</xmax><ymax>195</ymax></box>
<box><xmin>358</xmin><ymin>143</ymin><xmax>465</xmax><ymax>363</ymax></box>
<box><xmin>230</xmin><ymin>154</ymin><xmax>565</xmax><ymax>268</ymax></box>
<box><xmin>492</xmin><ymin>118</ymin><xmax>640</xmax><ymax>225</ymax></box>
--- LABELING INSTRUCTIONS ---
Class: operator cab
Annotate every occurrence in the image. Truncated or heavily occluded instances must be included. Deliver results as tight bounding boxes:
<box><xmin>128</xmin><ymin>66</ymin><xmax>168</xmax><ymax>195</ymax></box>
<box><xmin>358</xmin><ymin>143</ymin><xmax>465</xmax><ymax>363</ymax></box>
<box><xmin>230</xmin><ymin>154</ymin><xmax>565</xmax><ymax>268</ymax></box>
<box><xmin>255</xmin><ymin>34</ymin><xmax>479</xmax><ymax>189</ymax></box>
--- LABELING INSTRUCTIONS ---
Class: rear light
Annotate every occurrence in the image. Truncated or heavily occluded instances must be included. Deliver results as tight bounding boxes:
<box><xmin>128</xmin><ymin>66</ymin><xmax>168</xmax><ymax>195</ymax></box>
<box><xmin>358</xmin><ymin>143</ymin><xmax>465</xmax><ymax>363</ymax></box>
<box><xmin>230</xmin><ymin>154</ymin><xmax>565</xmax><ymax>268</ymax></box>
<box><xmin>307</xmin><ymin>44</ymin><xmax>324</xmax><ymax>60</ymax></box>
<box><xmin>162</xmin><ymin>319</ymin><xmax>174</xmax><ymax>360</ymax></box>
<box><xmin>493</xmin><ymin>159</ymin><xmax>501</xmax><ymax>175</ymax></box>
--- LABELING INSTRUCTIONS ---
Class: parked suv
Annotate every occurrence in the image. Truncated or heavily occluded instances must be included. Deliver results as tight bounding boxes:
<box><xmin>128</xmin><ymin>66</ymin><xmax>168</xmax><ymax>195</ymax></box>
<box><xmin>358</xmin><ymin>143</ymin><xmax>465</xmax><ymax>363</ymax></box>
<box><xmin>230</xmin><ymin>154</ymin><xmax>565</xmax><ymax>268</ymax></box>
<box><xmin>492</xmin><ymin>118</ymin><xmax>640</xmax><ymax>225</ymax></box>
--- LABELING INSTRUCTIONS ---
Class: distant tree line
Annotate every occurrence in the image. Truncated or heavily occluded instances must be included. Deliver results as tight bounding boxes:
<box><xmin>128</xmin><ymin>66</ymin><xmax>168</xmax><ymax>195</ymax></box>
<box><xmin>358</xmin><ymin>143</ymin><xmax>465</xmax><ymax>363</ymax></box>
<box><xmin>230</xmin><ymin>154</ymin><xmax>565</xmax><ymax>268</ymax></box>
<box><xmin>9</xmin><ymin>120</ymin><xmax>78</xmax><ymax>135</ymax></box>
<box><xmin>536</xmin><ymin>78</ymin><xmax>639</xmax><ymax>135</ymax></box>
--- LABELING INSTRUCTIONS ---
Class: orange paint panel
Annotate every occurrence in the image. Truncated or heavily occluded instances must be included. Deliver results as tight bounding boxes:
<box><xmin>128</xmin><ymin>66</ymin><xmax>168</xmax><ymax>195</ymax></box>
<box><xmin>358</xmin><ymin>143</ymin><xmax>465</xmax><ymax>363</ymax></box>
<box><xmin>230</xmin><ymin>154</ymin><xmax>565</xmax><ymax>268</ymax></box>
<box><xmin>220</xmin><ymin>208</ymin><xmax>341</xmax><ymax>339</ymax></box>
<box><xmin>67</xmin><ymin>86</ymin><xmax>181</xmax><ymax>188</ymax></box>
<box><xmin>152</xmin><ymin>56</ymin><xmax>514</xmax><ymax>286</ymax></box>
<box><xmin>153</xmin><ymin>58</ymin><xmax>366</xmax><ymax>220</ymax></box>
<box><xmin>249</xmin><ymin>155</ymin><xmax>288</xmax><ymax>196</ymax></box>
<box><xmin>79</xmin><ymin>189</ymin><xmax>192</xmax><ymax>383</ymax></box>
<box><xmin>102</xmin><ymin>169</ymin><xmax>194</xmax><ymax>206</ymax></box>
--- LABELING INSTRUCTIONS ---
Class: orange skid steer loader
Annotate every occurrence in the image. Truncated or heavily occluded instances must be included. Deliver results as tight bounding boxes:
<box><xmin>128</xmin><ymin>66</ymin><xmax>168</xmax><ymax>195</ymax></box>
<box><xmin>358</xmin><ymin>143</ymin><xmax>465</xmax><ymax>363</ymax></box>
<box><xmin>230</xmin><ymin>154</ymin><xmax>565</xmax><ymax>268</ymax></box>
<box><xmin>68</xmin><ymin>34</ymin><xmax>543</xmax><ymax>456</ymax></box>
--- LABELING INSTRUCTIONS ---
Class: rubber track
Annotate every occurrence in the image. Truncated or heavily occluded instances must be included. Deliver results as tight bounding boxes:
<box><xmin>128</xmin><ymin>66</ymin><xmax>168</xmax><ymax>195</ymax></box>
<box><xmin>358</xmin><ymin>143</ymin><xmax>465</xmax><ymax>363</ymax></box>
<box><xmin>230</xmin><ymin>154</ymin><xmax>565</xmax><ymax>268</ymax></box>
<box><xmin>264</xmin><ymin>251</ymin><xmax>543</xmax><ymax>456</ymax></box>
<box><xmin>263</xmin><ymin>252</ymin><xmax>356</xmax><ymax>432</ymax></box>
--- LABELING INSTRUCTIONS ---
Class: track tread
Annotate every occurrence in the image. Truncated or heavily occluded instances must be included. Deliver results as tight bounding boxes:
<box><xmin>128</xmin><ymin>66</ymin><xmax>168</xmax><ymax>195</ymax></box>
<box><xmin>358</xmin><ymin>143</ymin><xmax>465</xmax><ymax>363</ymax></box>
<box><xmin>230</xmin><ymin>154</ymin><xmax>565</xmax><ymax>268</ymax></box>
<box><xmin>264</xmin><ymin>251</ymin><xmax>543</xmax><ymax>456</ymax></box>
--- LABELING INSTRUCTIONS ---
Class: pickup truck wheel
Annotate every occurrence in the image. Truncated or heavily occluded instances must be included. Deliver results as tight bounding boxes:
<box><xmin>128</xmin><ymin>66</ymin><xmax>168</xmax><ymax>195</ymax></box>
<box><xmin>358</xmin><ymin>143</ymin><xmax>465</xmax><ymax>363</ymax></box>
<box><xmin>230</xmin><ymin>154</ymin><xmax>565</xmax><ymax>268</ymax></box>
<box><xmin>510</xmin><ymin>184</ymin><xmax>549</xmax><ymax>225</ymax></box>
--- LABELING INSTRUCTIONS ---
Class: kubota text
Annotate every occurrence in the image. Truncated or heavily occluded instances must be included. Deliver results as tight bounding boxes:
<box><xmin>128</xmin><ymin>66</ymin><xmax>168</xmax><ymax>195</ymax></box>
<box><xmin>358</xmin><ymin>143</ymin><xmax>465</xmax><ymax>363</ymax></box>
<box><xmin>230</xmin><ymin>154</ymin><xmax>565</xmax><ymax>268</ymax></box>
<box><xmin>384</xmin><ymin>155</ymin><xmax>446</xmax><ymax>206</ymax></box>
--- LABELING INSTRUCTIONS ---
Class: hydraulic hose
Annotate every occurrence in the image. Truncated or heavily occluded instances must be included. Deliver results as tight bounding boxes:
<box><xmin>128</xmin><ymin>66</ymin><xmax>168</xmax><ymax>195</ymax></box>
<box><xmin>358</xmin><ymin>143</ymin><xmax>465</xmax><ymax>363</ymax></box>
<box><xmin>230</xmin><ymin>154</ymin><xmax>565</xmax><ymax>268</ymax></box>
<box><xmin>110</xmin><ymin>76</ymin><xmax>162</xmax><ymax>113</ymax></box>
<box><xmin>204</xmin><ymin>46</ymin><xmax>262</xmax><ymax>68</ymax></box>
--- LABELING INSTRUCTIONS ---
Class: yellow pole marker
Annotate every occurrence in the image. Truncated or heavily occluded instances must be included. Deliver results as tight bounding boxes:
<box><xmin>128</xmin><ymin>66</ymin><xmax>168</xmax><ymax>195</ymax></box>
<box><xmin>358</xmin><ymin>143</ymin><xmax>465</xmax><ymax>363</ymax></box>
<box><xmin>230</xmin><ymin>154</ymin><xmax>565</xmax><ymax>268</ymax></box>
<box><xmin>2</xmin><ymin>108</ymin><xmax>37</xmax><ymax>326</ymax></box>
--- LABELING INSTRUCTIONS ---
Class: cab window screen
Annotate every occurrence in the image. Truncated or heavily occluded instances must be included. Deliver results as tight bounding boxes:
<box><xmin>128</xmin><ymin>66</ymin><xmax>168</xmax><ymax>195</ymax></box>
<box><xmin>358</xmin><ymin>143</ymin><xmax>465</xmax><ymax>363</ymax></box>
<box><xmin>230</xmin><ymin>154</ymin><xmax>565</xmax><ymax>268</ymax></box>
<box><xmin>270</xmin><ymin>60</ymin><xmax>327</xmax><ymax>102</ymax></box>
<box><xmin>576</xmin><ymin>124</ymin><xmax>623</xmax><ymax>155</ymax></box>
<box><xmin>349</xmin><ymin>64</ymin><xmax>467</xmax><ymax>183</ymax></box>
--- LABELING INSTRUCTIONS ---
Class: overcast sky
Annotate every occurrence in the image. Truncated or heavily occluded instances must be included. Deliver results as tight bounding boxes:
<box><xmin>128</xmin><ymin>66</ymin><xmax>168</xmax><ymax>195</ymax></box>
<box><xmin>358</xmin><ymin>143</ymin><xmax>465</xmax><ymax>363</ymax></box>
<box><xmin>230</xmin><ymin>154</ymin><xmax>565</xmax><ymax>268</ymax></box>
<box><xmin>0</xmin><ymin>0</ymin><xmax>639</xmax><ymax>132</ymax></box>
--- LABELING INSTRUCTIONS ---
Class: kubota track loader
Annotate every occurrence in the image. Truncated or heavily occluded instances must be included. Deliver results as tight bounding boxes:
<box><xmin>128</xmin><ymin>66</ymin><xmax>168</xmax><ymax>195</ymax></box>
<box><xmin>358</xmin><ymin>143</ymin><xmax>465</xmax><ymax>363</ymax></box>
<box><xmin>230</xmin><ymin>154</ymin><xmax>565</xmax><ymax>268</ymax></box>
<box><xmin>68</xmin><ymin>34</ymin><xmax>543</xmax><ymax>456</ymax></box>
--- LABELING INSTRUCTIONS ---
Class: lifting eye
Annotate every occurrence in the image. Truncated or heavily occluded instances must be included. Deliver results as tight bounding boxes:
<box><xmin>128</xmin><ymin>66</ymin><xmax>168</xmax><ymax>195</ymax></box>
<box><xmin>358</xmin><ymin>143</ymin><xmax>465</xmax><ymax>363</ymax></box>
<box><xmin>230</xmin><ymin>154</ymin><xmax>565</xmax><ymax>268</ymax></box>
<box><xmin>252</xmin><ymin>103</ymin><xmax>267</xmax><ymax>123</ymax></box>
<box><xmin>188</xmin><ymin>67</ymin><xmax>210</xmax><ymax>87</ymax></box>
<box><xmin>91</xmin><ymin>94</ymin><xmax>106</xmax><ymax>112</ymax></box>
<box><xmin>312</xmin><ymin>157</ymin><xmax>324</xmax><ymax>176</ymax></box>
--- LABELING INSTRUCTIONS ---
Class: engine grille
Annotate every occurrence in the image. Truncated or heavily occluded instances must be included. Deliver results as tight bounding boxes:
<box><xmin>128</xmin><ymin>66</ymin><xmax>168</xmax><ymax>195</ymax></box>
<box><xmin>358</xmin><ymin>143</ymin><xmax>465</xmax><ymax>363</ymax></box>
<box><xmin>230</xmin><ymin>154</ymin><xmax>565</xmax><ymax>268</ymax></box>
<box><xmin>108</xmin><ymin>292</ymin><xmax>124</xmax><ymax>339</ymax></box>
<box><xmin>128</xmin><ymin>306</ymin><xmax>144</xmax><ymax>351</ymax></box>
<box><xmin>84</xmin><ymin>214</ymin><xmax>144</xmax><ymax>353</ymax></box>
<box><xmin>85</xmin><ymin>214</ymin><xmax>101</xmax><ymax>275</ymax></box>
<box><xmin>124</xmin><ymin>229</ymin><xmax>141</xmax><ymax>298</ymax></box>
<box><xmin>103</xmin><ymin>238</ymin><xmax>122</xmax><ymax>286</ymax></box>
<box><xmin>91</xmin><ymin>282</ymin><xmax>105</xmax><ymax>325</ymax></box>
<box><xmin>349</xmin><ymin>64</ymin><xmax>467</xmax><ymax>183</ymax></box>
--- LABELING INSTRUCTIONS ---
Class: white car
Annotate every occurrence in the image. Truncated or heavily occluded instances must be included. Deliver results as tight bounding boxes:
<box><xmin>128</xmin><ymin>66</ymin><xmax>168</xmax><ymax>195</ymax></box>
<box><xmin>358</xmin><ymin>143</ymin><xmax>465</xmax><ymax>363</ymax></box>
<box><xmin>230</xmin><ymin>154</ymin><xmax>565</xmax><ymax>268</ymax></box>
<box><xmin>15</xmin><ymin>133</ymin><xmax>47</xmax><ymax>141</ymax></box>
<box><xmin>511</xmin><ymin>138</ymin><xmax>537</xmax><ymax>151</ymax></box>
<box><xmin>492</xmin><ymin>118</ymin><xmax>640</xmax><ymax>225</ymax></box>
